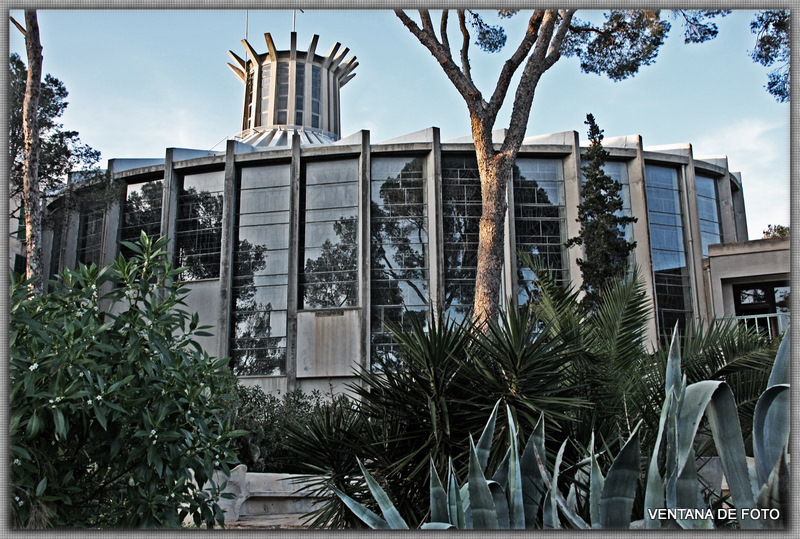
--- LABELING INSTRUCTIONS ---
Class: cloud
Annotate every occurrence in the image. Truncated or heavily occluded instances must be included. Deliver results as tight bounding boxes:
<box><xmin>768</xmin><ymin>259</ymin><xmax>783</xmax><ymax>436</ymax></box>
<box><xmin>693</xmin><ymin>118</ymin><xmax>790</xmax><ymax>238</ymax></box>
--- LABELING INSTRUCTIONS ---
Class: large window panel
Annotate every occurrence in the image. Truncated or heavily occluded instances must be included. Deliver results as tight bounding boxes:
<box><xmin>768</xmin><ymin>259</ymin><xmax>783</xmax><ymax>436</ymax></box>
<box><xmin>695</xmin><ymin>174</ymin><xmax>722</xmax><ymax>256</ymax></box>
<box><xmin>301</xmin><ymin>159</ymin><xmax>359</xmax><ymax>308</ymax></box>
<box><xmin>441</xmin><ymin>155</ymin><xmax>481</xmax><ymax>321</ymax></box>
<box><xmin>645</xmin><ymin>165</ymin><xmax>692</xmax><ymax>339</ymax></box>
<box><xmin>370</xmin><ymin>156</ymin><xmax>429</xmax><ymax>366</ymax></box>
<box><xmin>176</xmin><ymin>171</ymin><xmax>224</xmax><ymax>280</ymax></box>
<box><xmin>77</xmin><ymin>207</ymin><xmax>104</xmax><ymax>267</ymax></box>
<box><xmin>231</xmin><ymin>165</ymin><xmax>291</xmax><ymax>376</ymax></box>
<box><xmin>514</xmin><ymin>158</ymin><xmax>568</xmax><ymax>306</ymax></box>
<box><xmin>120</xmin><ymin>178</ymin><xmax>163</xmax><ymax>258</ymax></box>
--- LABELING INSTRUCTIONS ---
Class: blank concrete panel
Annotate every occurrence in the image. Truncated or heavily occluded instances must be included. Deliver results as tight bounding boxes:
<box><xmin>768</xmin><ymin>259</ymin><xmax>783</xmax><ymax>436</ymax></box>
<box><xmin>296</xmin><ymin>308</ymin><xmax>360</xmax><ymax>378</ymax></box>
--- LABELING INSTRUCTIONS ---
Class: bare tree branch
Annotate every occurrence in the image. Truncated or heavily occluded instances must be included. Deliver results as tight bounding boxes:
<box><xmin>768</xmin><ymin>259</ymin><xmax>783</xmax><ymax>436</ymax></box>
<box><xmin>457</xmin><ymin>10</ymin><xmax>473</xmax><ymax>83</ymax></box>
<box><xmin>440</xmin><ymin>10</ymin><xmax>451</xmax><ymax>58</ymax></box>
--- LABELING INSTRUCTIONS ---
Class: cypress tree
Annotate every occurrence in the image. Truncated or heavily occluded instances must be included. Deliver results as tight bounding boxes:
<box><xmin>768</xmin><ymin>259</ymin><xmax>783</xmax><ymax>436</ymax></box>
<box><xmin>566</xmin><ymin>114</ymin><xmax>637</xmax><ymax>309</ymax></box>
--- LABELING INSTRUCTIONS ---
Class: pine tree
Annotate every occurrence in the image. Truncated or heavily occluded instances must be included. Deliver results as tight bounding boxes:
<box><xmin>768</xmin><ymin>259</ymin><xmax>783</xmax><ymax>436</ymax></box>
<box><xmin>566</xmin><ymin>114</ymin><xmax>637</xmax><ymax>309</ymax></box>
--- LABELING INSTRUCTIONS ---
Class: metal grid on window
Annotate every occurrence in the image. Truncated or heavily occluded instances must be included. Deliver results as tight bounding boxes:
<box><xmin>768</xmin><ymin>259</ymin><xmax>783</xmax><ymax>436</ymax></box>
<box><xmin>175</xmin><ymin>171</ymin><xmax>224</xmax><ymax>280</ymax></box>
<box><xmin>370</xmin><ymin>156</ymin><xmax>429</xmax><ymax>367</ymax></box>
<box><xmin>119</xmin><ymin>179</ymin><xmax>163</xmax><ymax>258</ymax></box>
<box><xmin>300</xmin><ymin>159</ymin><xmax>359</xmax><ymax>308</ymax></box>
<box><xmin>513</xmin><ymin>158</ymin><xmax>568</xmax><ymax>305</ymax></box>
<box><xmin>695</xmin><ymin>174</ymin><xmax>722</xmax><ymax>256</ymax></box>
<box><xmin>441</xmin><ymin>155</ymin><xmax>481</xmax><ymax>321</ymax></box>
<box><xmin>231</xmin><ymin>165</ymin><xmax>291</xmax><ymax>376</ymax></box>
<box><xmin>311</xmin><ymin>65</ymin><xmax>321</xmax><ymax>129</ymax></box>
<box><xmin>645</xmin><ymin>165</ymin><xmax>692</xmax><ymax>340</ymax></box>
<box><xmin>275</xmin><ymin>62</ymin><xmax>289</xmax><ymax>125</ymax></box>
<box><xmin>77</xmin><ymin>208</ymin><xmax>104</xmax><ymax>267</ymax></box>
<box><xmin>295</xmin><ymin>62</ymin><xmax>305</xmax><ymax>126</ymax></box>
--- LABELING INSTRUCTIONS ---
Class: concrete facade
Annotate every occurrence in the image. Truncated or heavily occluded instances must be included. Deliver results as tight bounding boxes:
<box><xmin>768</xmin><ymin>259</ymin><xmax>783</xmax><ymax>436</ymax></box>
<box><xmin>33</xmin><ymin>30</ymin><xmax>785</xmax><ymax>395</ymax></box>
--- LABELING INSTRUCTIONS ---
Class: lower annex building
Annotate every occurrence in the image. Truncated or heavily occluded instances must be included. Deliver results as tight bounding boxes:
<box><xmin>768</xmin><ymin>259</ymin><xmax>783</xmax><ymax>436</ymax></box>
<box><xmin>23</xmin><ymin>31</ymin><xmax>788</xmax><ymax>395</ymax></box>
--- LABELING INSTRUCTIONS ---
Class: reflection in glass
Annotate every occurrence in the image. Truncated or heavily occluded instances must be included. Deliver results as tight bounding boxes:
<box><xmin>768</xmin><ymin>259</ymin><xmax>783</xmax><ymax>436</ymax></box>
<box><xmin>645</xmin><ymin>165</ymin><xmax>692</xmax><ymax>340</ymax></box>
<box><xmin>370</xmin><ymin>157</ymin><xmax>429</xmax><ymax>367</ymax></box>
<box><xmin>695</xmin><ymin>174</ymin><xmax>722</xmax><ymax>256</ymax></box>
<box><xmin>301</xmin><ymin>160</ymin><xmax>359</xmax><ymax>308</ymax></box>
<box><xmin>441</xmin><ymin>155</ymin><xmax>481</xmax><ymax>321</ymax></box>
<box><xmin>514</xmin><ymin>159</ymin><xmax>567</xmax><ymax>306</ymax></box>
<box><xmin>120</xmin><ymin>179</ymin><xmax>163</xmax><ymax>258</ymax></box>
<box><xmin>231</xmin><ymin>165</ymin><xmax>291</xmax><ymax>376</ymax></box>
<box><xmin>77</xmin><ymin>208</ymin><xmax>104</xmax><ymax>267</ymax></box>
<box><xmin>176</xmin><ymin>171</ymin><xmax>224</xmax><ymax>280</ymax></box>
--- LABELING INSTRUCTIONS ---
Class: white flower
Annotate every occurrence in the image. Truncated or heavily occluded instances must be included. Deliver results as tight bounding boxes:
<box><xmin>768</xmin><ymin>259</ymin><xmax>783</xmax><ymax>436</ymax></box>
<box><xmin>96</xmin><ymin>395</ymin><xmax>103</xmax><ymax>401</ymax></box>
<box><xmin>214</xmin><ymin>460</ymin><xmax>220</xmax><ymax>466</ymax></box>
<box><xmin>49</xmin><ymin>399</ymin><xmax>54</xmax><ymax>404</ymax></box>
<box><xmin>55</xmin><ymin>397</ymin><xmax>62</xmax><ymax>403</ymax></box>
<box><xmin>29</xmin><ymin>363</ymin><xmax>39</xmax><ymax>371</ymax></box>
<box><xmin>87</xmin><ymin>399</ymin><xmax>93</xmax><ymax>406</ymax></box>
<box><xmin>79</xmin><ymin>372</ymin><xmax>85</xmax><ymax>378</ymax></box>
<box><xmin>18</xmin><ymin>500</ymin><xmax>23</xmax><ymax>507</ymax></box>
<box><xmin>170</xmin><ymin>493</ymin><xmax>175</xmax><ymax>498</ymax></box>
<box><xmin>152</xmin><ymin>440</ymin><xmax>157</xmax><ymax>445</ymax></box>
<box><xmin>13</xmin><ymin>459</ymin><xmax>20</xmax><ymax>466</ymax></box>
<box><xmin>150</xmin><ymin>429</ymin><xmax>156</xmax><ymax>436</ymax></box>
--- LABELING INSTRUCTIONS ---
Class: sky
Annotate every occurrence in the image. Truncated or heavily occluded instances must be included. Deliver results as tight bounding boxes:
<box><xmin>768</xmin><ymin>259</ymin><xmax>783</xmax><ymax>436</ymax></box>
<box><xmin>8</xmin><ymin>8</ymin><xmax>791</xmax><ymax>239</ymax></box>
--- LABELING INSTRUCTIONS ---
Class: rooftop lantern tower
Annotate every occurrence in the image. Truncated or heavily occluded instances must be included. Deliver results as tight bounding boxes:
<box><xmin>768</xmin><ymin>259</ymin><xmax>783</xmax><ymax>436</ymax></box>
<box><xmin>228</xmin><ymin>32</ymin><xmax>357</xmax><ymax>147</ymax></box>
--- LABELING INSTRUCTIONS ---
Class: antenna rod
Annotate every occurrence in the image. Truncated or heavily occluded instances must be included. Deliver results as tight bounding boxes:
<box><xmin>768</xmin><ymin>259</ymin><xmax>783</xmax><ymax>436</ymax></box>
<box><xmin>292</xmin><ymin>9</ymin><xmax>296</xmax><ymax>32</ymax></box>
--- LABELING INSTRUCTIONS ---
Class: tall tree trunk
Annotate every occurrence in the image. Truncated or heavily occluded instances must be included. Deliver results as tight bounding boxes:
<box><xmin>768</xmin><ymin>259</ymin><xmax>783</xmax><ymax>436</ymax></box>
<box><xmin>471</xmin><ymin>115</ymin><xmax>511</xmax><ymax>327</ymax></box>
<box><xmin>22</xmin><ymin>10</ymin><xmax>44</xmax><ymax>292</ymax></box>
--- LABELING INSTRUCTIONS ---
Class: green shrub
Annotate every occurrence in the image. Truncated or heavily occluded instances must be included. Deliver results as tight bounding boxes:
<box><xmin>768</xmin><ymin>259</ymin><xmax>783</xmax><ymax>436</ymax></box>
<box><xmin>227</xmin><ymin>386</ymin><xmax>324</xmax><ymax>473</ymax></box>
<box><xmin>9</xmin><ymin>234</ymin><xmax>244</xmax><ymax>528</ymax></box>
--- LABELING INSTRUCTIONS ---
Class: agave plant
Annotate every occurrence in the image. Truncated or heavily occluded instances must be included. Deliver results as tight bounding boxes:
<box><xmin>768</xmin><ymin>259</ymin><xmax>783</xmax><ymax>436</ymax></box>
<box><xmin>332</xmin><ymin>331</ymin><xmax>790</xmax><ymax>529</ymax></box>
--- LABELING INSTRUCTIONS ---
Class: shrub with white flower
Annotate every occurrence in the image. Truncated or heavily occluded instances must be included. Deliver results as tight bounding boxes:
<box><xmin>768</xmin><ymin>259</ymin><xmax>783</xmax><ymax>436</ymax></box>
<box><xmin>9</xmin><ymin>233</ymin><xmax>245</xmax><ymax>529</ymax></box>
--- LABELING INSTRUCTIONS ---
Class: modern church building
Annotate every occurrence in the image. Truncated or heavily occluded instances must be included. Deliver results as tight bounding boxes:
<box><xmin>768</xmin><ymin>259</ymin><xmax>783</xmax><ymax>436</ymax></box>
<box><xmin>29</xmin><ymin>32</ymin><xmax>789</xmax><ymax>395</ymax></box>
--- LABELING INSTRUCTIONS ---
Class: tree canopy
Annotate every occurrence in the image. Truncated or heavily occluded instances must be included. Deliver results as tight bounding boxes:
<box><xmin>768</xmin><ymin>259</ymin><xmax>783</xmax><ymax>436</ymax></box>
<box><xmin>9</xmin><ymin>52</ymin><xmax>101</xmax><ymax>212</ymax></box>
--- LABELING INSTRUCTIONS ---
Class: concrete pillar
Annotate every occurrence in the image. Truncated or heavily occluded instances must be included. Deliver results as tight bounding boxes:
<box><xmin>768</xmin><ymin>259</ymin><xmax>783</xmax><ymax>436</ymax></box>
<box><xmin>217</xmin><ymin>140</ymin><xmax>239</xmax><ymax>360</ymax></box>
<box><xmin>160</xmin><ymin>149</ymin><xmax>178</xmax><ymax>255</ymax></box>
<box><xmin>681</xmin><ymin>149</ymin><xmax>708</xmax><ymax>328</ymax></box>
<box><xmin>563</xmin><ymin>130</ymin><xmax>582</xmax><ymax>291</ymax></box>
<box><xmin>716</xmin><ymin>158</ymin><xmax>736</xmax><ymax>243</ymax></box>
<box><xmin>358</xmin><ymin>130</ymin><xmax>371</xmax><ymax>373</ymax></box>
<box><xmin>426</xmin><ymin>127</ymin><xmax>444</xmax><ymax>312</ymax></box>
<box><xmin>286</xmin><ymin>134</ymin><xmax>302</xmax><ymax>390</ymax></box>
<box><xmin>730</xmin><ymin>173</ymin><xmax>749</xmax><ymax>241</ymax></box>
<box><xmin>627</xmin><ymin>137</ymin><xmax>659</xmax><ymax>347</ymax></box>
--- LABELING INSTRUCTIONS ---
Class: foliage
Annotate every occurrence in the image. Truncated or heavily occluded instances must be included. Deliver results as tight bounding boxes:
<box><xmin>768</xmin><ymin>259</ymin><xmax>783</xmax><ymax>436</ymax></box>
<box><xmin>284</xmin><ymin>394</ymin><xmax>378</xmax><ymax>529</ymax></box>
<box><xmin>762</xmin><ymin>223</ymin><xmax>789</xmax><ymax>239</ymax></box>
<box><xmin>565</xmin><ymin>114</ymin><xmax>637</xmax><ymax>310</ymax></box>
<box><xmin>750</xmin><ymin>10</ymin><xmax>790</xmax><ymax>102</ymax></box>
<box><xmin>225</xmin><ymin>386</ymin><xmax>325</xmax><ymax>473</ymax></box>
<box><xmin>8</xmin><ymin>52</ymin><xmax>101</xmax><ymax>209</ymax></box>
<box><xmin>9</xmin><ymin>233</ymin><xmax>244</xmax><ymax>528</ymax></box>
<box><xmin>334</xmin><ymin>334</ymin><xmax>789</xmax><ymax>530</ymax></box>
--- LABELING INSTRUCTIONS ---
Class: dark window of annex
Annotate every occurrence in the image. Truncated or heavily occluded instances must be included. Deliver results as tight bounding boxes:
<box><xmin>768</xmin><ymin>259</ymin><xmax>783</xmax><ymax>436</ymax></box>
<box><xmin>119</xmin><ymin>178</ymin><xmax>163</xmax><ymax>258</ymax></box>
<box><xmin>299</xmin><ymin>159</ymin><xmax>359</xmax><ymax>308</ymax></box>
<box><xmin>370</xmin><ymin>156</ymin><xmax>429</xmax><ymax>366</ymax></box>
<box><xmin>695</xmin><ymin>173</ymin><xmax>722</xmax><ymax>256</ymax></box>
<box><xmin>175</xmin><ymin>171</ymin><xmax>224</xmax><ymax>280</ymax></box>
<box><xmin>230</xmin><ymin>164</ymin><xmax>291</xmax><ymax>376</ymax></box>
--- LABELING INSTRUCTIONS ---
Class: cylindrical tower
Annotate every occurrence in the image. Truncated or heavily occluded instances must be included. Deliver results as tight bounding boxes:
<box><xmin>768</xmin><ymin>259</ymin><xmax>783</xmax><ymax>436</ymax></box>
<box><xmin>228</xmin><ymin>32</ymin><xmax>357</xmax><ymax>144</ymax></box>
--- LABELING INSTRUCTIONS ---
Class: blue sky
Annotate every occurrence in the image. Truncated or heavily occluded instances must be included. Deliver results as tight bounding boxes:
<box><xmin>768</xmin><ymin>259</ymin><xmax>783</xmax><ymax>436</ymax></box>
<box><xmin>8</xmin><ymin>9</ymin><xmax>790</xmax><ymax>238</ymax></box>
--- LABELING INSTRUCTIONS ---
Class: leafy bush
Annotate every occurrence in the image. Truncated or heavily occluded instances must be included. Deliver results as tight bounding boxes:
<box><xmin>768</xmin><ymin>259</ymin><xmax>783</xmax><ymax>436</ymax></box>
<box><xmin>226</xmin><ymin>386</ymin><xmax>325</xmax><ymax>473</ymax></box>
<box><xmin>9</xmin><ymin>234</ymin><xmax>243</xmax><ymax>528</ymax></box>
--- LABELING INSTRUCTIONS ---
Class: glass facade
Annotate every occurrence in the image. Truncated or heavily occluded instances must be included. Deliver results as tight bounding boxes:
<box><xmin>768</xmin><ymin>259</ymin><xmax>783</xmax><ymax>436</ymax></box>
<box><xmin>295</xmin><ymin>62</ymin><xmax>305</xmax><ymax>126</ymax></box>
<box><xmin>311</xmin><ymin>65</ymin><xmax>321</xmax><ymax>129</ymax></box>
<box><xmin>513</xmin><ymin>158</ymin><xmax>567</xmax><ymax>305</ymax></box>
<box><xmin>300</xmin><ymin>159</ymin><xmax>359</xmax><ymax>308</ymax></box>
<box><xmin>76</xmin><ymin>207</ymin><xmax>104</xmax><ymax>267</ymax></box>
<box><xmin>645</xmin><ymin>165</ymin><xmax>692</xmax><ymax>339</ymax></box>
<box><xmin>695</xmin><ymin>174</ymin><xmax>722</xmax><ymax>256</ymax></box>
<box><xmin>176</xmin><ymin>171</ymin><xmax>224</xmax><ymax>280</ymax></box>
<box><xmin>441</xmin><ymin>155</ymin><xmax>481</xmax><ymax>321</ymax></box>
<box><xmin>231</xmin><ymin>165</ymin><xmax>291</xmax><ymax>376</ymax></box>
<box><xmin>370</xmin><ymin>156</ymin><xmax>429</xmax><ymax>365</ymax></box>
<box><xmin>119</xmin><ymin>179</ymin><xmax>163</xmax><ymax>258</ymax></box>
